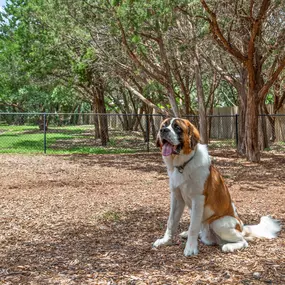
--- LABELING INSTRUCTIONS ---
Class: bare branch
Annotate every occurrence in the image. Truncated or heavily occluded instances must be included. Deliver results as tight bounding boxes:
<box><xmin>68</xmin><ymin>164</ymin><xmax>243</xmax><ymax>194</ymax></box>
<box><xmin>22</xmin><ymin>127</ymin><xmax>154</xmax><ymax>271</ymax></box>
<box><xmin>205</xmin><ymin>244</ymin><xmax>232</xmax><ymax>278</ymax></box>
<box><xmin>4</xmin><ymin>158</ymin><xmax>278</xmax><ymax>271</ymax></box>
<box><xmin>122</xmin><ymin>80</ymin><xmax>168</xmax><ymax>116</ymax></box>
<box><xmin>259</xmin><ymin>55</ymin><xmax>285</xmax><ymax>101</ymax></box>
<box><xmin>200</xmin><ymin>0</ymin><xmax>247</xmax><ymax>63</ymax></box>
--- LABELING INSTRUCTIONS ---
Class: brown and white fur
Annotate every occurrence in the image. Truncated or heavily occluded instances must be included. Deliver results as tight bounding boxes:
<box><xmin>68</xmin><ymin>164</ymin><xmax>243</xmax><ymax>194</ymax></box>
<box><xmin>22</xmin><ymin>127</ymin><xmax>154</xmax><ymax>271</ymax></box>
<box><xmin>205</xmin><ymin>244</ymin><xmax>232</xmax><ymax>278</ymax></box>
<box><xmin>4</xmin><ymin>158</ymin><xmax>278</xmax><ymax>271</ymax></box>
<box><xmin>154</xmin><ymin>118</ymin><xmax>281</xmax><ymax>256</ymax></box>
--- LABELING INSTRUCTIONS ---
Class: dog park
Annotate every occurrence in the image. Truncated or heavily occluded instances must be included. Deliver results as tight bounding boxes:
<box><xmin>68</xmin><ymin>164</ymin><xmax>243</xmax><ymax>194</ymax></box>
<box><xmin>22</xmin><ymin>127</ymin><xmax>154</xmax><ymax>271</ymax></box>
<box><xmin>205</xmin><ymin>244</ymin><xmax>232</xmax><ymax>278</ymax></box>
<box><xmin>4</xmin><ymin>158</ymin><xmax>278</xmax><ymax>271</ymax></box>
<box><xmin>0</xmin><ymin>113</ymin><xmax>284</xmax><ymax>284</ymax></box>
<box><xmin>1</xmin><ymin>0</ymin><xmax>285</xmax><ymax>284</ymax></box>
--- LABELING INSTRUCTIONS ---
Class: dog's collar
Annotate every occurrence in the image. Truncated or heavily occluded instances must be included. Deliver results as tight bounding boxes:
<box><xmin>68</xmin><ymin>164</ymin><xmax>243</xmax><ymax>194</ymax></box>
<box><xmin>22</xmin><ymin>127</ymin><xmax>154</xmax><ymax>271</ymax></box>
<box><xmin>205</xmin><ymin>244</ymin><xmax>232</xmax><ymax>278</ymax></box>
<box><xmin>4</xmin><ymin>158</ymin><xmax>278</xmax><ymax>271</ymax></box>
<box><xmin>175</xmin><ymin>150</ymin><xmax>196</xmax><ymax>174</ymax></box>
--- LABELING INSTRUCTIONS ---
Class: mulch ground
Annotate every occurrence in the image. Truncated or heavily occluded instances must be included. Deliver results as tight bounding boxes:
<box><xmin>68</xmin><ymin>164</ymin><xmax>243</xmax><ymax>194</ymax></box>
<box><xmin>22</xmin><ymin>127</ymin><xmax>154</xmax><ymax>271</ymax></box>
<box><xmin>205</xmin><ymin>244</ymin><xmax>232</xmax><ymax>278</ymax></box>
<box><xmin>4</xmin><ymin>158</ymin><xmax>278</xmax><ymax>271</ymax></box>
<box><xmin>0</xmin><ymin>150</ymin><xmax>284</xmax><ymax>285</ymax></box>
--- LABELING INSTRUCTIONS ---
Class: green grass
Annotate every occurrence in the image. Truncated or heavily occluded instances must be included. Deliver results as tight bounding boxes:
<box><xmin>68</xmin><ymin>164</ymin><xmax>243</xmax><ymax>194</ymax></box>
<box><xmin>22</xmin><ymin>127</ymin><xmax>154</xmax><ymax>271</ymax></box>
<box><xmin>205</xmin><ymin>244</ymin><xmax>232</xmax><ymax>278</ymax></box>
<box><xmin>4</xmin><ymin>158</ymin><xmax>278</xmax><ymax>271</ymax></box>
<box><xmin>0</xmin><ymin>125</ymin><xmax>143</xmax><ymax>154</ymax></box>
<box><xmin>0</xmin><ymin>125</ymin><xmax>38</xmax><ymax>132</ymax></box>
<box><xmin>208</xmin><ymin>139</ymin><xmax>236</xmax><ymax>149</ymax></box>
<box><xmin>100</xmin><ymin>210</ymin><xmax>122</xmax><ymax>222</ymax></box>
<box><xmin>49</xmin><ymin>146</ymin><xmax>139</xmax><ymax>155</ymax></box>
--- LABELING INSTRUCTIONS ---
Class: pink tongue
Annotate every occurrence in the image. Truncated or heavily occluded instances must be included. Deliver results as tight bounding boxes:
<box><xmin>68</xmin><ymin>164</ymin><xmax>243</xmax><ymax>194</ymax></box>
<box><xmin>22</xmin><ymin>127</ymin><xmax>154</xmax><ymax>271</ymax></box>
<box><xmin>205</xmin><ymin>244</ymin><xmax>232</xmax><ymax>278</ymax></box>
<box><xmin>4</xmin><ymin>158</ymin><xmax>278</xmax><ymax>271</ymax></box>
<box><xmin>162</xmin><ymin>142</ymin><xmax>173</xmax><ymax>156</ymax></box>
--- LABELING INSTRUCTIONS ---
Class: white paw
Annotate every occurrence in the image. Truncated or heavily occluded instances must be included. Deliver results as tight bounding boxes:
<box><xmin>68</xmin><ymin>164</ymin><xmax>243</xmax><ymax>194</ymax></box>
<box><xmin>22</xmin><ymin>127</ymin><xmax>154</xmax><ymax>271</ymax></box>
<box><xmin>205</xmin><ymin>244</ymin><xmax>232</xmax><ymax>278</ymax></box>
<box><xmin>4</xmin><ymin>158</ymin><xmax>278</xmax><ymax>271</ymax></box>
<box><xmin>153</xmin><ymin>237</ymin><xmax>172</xmax><ymax>248</ymax></box>
<box><xmin>222</xmin><ymin>241</ymin><xmax>248</xmax><ymax>253</ymax></box>
<box><xmin>184</xmin><ymin>243</ymin><xmax>199</xmax><ymax>257</ymax></box>
<box><xmin>222</xmin><ymin>243</ymin><xmax>235</xmax><ymax>253</ymax></box>
<box><xmin>179</xmin><ymin>231</ymin><xmax>188</xmax><ymax>239</ymax></box>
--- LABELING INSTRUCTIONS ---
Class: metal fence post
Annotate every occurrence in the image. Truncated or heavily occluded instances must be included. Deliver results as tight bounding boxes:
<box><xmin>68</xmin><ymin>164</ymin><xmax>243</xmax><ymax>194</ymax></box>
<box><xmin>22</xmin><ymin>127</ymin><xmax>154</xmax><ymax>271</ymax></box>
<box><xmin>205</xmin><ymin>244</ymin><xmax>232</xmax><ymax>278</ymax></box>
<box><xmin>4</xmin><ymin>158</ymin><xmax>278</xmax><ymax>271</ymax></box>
<box><xmin>235</xmin><ymin>114</ymin><xmax>238</xmax><ymax>147</ymax></box>
<box><xmin>43</xmin><ymin>113</ymin><xmax>47</xmax><ymax>154</ymax></box>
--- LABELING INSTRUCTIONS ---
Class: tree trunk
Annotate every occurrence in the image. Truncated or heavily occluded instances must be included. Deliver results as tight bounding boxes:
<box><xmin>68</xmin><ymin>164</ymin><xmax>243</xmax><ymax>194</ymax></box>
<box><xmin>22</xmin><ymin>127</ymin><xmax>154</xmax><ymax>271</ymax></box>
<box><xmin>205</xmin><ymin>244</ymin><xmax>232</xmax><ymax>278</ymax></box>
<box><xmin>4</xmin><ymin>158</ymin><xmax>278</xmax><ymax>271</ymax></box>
<box><xmin>259</xmin><ymin>105</ymin><xmax>269</xmax><ymax>150</ymax></box>
<box><xmin>194</xmin><ymin>57</ymin><xmax>208</xmax><ymax>144</ymax></box>
<box><xmin>122</xmin><ymin>115</ymin><xmax>129</xmax><ymax>131</ymax></box>
<box><xmin>92</xmin><ymin>98</ymin><xmax>100</xmax><ymax>140</ymax></box>
<box><xmin>147</xmin><ymin>108</ymin><xmax>157</xmax><ymax>140</ymax></box>
<box><xmin>237</xmin><ymin>105</ymin><xmax>246</xmax><ymax>154</ymax></box>
<box><xmin>264</xmin><ymin>110</ymin><xmax>276</xmax><ymax>142</ymax></box>
<box><xmin>167</xmin><ymin>87</ymin><xmax>180</xmax><ymax>117</ymax></box>
<box><xmin>122</xmin><ymin>89</ymin><xmax>133</xmax><ymax>131</ymax></box>
<box><xmin>245</xmin><ymin>92</ymin><xmax>260</xmax><ymax>162</ymax></box>
<box><xmin>124</xmin><ymin>80</ymin><xmax>168</xmax><ymax>116</ymax></box>
<box><xmin>236</xmin><ymin>78</ymin><xmax>247</xmax><ymax>155</ymax></box>
<box><xmin>206</xmin><ymin>71</ymin><xmax>218</xmax><ymax>142</ymax></box>
<box><xmin>38</xmin><ymin>114</ymin><xmax>48</xmax><ymax>131</ymax></box>
<box><xmin>184</xmin><ymin>91</ymin><xmax>191</xmax><ymax>116</ymax></box>
<box><xmin>263</xmin><ymin>82</ymin><xmax>285</xmax><ymax>142</ymax></box>
<box><xmin>207</xmin><ymin>94</ymin><xmax>214</xmax><ymax>142</ymax></box>
<box><xmin>269</xmin><ymin>116</ymin><xmax>276</xmax><ymax>142</ymax></box>
<box><xmin>135</xmin><ymin>107</ymin><xmax>146</xmax><ymax>134</ymax></box>
<box><xmin>96</xmin><ymin>90</ymin><xmax>109</xmax><ymax>146</ymax></box>
<box><xmin>99</xmin><ymin>113</ymin><xmax>108</xmax><ymax>146</ymax></box>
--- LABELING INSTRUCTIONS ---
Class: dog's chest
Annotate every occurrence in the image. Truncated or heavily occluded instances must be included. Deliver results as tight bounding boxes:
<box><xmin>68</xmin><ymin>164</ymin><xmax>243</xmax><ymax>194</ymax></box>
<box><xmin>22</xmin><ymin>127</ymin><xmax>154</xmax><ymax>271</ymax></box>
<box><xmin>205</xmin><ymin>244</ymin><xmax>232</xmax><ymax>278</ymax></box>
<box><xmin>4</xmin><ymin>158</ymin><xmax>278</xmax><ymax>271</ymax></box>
<box><xmin>169</xmin><ymin>169</ymin><xmax>197</xmax><ymax>192</ymax></box>
<box><xmin>168</xmin><ymin>165</ymin><xmax>210</xmax><ymax>195</ymax></box>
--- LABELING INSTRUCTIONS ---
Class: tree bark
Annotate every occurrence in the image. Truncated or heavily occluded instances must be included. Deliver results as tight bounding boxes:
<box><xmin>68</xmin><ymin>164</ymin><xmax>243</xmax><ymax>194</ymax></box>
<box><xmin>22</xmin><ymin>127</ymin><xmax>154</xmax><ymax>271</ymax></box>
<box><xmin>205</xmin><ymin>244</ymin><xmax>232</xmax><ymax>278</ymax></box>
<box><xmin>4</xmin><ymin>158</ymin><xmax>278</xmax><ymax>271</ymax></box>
<box><xmin>194</xmin><ymin>56</ymin><xmax>208</xmax><ymax>144</ymax></box>
<box><xmin>245</xmin><ymin>91</ymin><xmax>260</xmax><ymax>162</ymax></box>
<box><xmin>236</xmin><ymin>68</ymin><xmax>248</xmax><ymax>155</ymax></box>
<box><xmin>263</xmin><ymin>81</ymin><xmax>285</xmax><ymax>142</ymax></box>
<box><xmin>95</xmin><ymin>87</ymin><xmax>109</xmax><ymax>146</ymax></box>
<box><xmin>200</xmin><ymin>0</ymin><xmax>275</xmax><ymax>162</ymax></box>
<box><xmin>259</xmin><ymin>105</ymin><xmax>269</xmax><ymax>150</ymax></box>
<box><xmin>92</xmin><ymin>98</ymin><xmax>100</xmax><ymax>140</ymax></box>
<box><xmin>123</xmin><ymin>80</ymin><xmax>169</xmax><ymax>116</ymax></box>
<box><xmin>206</xmin><ymin>71</ymin><xmax>219</xmax><ymax>141</ymax></box>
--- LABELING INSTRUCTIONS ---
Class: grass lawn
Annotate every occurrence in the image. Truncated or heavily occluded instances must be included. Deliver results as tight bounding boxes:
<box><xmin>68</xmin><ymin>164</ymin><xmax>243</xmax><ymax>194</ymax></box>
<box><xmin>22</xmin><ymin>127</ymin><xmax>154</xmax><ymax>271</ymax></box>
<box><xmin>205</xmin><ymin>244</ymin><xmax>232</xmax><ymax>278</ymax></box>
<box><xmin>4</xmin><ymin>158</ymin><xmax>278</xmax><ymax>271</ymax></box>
<box><xmin>0</xmin><ymin>124</ymin><xmax>251</xmax><ymax>155</ymax></box>
<box><xmin>0</xmin><ymin>125</ymin><xmax>144</xmax><ymax>154</ymax></box>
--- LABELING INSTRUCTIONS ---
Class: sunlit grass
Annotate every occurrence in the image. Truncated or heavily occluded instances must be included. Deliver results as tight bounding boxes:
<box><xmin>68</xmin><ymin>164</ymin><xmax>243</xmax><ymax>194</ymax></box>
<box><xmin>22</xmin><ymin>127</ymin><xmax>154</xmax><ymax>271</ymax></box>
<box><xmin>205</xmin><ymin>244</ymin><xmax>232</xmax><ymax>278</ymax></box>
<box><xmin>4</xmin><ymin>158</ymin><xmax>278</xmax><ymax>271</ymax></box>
<box><xmin>0</xmin><ymin>125</ymin><xmax>38</xmax><ymax>133</ymax></box>
<box><xmin>208</xmin><ymin>139</ymin><xmax>236</xmax><ymax>149</ymax></box>
<box><xmin>0</xmin><ymin>125</ymin><xmax>143</xmax><ymax>154</ymax></box>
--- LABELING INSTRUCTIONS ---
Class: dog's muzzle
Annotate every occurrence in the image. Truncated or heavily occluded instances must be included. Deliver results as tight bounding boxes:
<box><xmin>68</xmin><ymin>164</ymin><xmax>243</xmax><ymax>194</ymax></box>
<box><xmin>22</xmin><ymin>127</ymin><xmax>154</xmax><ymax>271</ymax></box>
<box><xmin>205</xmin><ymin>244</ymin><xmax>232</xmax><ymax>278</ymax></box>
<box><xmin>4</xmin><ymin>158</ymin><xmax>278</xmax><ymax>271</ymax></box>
<box><xmin>160</xmin><ymin>128</ymin><xmax>180</xmax><ymax>156</ymax></box>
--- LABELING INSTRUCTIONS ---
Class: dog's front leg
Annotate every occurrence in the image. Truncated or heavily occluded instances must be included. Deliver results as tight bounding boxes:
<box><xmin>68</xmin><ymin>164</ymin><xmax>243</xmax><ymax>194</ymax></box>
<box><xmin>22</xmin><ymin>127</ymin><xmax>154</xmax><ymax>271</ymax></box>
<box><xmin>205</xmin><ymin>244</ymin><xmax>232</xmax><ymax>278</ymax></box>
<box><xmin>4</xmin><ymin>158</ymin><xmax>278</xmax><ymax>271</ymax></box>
<box><xmin>153</xmin><ymin>189</ymin><xmax>185</xmax><ymax>247</ymax></box>
<box><xmin>184</xmin><ymin>195</ymin><xmax>205</xmax><ymax>256</ymax></box>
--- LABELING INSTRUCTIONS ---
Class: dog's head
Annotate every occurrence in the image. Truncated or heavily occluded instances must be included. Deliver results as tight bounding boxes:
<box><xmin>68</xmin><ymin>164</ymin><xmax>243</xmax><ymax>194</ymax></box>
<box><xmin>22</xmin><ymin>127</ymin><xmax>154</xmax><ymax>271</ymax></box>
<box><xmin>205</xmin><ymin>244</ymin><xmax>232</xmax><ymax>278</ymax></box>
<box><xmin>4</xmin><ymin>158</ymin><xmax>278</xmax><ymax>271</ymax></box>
<box><xmin>156</xmin><ymin>118</ymin><xmax>200</xmax><ymax>156</ymax></box>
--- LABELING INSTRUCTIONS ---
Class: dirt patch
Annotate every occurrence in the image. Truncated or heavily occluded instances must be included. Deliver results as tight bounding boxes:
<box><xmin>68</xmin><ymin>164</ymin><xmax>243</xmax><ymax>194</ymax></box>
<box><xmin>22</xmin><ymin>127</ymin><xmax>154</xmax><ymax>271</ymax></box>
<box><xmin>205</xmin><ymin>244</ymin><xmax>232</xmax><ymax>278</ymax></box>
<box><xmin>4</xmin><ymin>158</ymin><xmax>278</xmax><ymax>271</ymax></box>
<box><xmin>0</xmin><ymin>151</ymin><xmax>284</xmax><ymax>284</ymax></box>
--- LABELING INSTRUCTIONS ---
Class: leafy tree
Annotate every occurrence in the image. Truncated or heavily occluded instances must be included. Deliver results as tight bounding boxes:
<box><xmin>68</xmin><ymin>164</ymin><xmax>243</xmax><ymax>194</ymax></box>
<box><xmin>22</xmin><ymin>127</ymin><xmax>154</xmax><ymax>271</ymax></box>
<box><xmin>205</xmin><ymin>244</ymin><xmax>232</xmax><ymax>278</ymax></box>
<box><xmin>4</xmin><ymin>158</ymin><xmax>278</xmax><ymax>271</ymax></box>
<box><xmin>1</xmin><ymin>0</ymin><xmax>285</xmax><ymax>160</ymax></box>
<box><xmin>201</xmin><ymin>0</ymin><xmax>285</xmax><ymax>161</ymax></box>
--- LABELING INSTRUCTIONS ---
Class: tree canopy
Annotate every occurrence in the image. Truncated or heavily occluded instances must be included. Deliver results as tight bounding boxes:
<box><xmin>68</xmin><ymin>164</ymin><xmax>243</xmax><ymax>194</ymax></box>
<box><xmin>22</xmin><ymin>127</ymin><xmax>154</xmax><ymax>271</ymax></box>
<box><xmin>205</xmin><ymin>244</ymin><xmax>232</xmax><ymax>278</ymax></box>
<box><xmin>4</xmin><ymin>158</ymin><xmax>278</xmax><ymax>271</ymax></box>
<box><xmin>1</xmin><ymin>0</ymin><xmax>285</xmax><ymax>161</ymax></box>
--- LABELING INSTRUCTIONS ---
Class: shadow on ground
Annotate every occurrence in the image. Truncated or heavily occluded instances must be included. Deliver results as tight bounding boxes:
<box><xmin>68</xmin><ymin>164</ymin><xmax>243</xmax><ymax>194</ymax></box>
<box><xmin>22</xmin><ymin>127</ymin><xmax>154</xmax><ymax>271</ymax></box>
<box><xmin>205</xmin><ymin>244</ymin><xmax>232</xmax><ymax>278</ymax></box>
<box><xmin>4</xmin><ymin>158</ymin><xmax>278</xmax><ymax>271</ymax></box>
<box><xmin>2</xmin><ymin>205</ymin><xmax>280</xmax><ymax>284</ymax></box>
<box><xmin>67</xmin><ymin>153</ymin><xmax>166</xmax><ymax>174</ymax></box>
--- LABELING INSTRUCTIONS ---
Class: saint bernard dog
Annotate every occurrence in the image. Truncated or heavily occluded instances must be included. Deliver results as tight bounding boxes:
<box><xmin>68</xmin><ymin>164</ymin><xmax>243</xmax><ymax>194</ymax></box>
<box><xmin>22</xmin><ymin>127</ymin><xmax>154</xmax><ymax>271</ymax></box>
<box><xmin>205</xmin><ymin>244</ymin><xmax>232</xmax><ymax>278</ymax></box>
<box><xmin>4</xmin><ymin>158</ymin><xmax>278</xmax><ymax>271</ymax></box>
<box><xmin>154</xmin><ymin>118</ymin><xmax>281</xmax><ymax>256</ymax></box>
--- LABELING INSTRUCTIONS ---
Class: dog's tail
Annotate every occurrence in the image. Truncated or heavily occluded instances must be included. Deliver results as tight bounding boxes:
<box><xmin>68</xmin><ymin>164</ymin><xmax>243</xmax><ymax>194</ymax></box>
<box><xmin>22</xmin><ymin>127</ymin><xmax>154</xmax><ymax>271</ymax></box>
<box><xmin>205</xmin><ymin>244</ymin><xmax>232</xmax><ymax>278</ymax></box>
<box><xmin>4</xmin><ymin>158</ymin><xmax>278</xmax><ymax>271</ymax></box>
<box><xmin>242</xmin><ymin>216</ymin><xmax>281</xmax><ymax>241</ymax></box>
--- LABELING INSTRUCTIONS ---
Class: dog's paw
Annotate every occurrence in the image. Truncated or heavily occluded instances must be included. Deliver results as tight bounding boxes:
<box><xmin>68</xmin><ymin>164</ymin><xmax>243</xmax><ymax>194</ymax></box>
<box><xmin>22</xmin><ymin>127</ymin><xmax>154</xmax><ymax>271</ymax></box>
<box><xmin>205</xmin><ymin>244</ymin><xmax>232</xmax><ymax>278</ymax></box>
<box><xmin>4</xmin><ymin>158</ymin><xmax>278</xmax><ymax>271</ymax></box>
<box><xmin>221</xmin><ymin>243</ymin><xmax>234</xmax><ymax>253</ymax></box>
<box><xmin>222</xmin><ymin>241</ymin><xmax>248</xmax><ymax>253</ymax></box>
<box><xmin>153</xmin><ymin>237</ymin><xmax>172</xmax><ymax>248</ymax></box>
<box><xmin>179</xmin><ymin>231</ymin><xmax>188</xmax><ymax>239</ymax></box>
<box><xmin>184</xmin><ymin>243</ymin><xmax>199</xmax><ymax>257</ymax></box>
<box><xmin>184</xmin><ymin>246</ymin><xmax>199</xmax><ymax>256</ymax></box>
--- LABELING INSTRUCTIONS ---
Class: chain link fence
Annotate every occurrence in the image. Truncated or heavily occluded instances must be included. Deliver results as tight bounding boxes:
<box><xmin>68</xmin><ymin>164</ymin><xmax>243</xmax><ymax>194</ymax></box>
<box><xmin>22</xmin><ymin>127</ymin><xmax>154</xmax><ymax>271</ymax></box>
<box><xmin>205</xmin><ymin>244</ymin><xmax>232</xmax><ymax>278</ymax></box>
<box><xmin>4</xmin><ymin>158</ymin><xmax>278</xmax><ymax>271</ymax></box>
<box><xmin>0</xmin><ymin>112</ymin><xmax>284</xmax><ymax>154</ymax></box>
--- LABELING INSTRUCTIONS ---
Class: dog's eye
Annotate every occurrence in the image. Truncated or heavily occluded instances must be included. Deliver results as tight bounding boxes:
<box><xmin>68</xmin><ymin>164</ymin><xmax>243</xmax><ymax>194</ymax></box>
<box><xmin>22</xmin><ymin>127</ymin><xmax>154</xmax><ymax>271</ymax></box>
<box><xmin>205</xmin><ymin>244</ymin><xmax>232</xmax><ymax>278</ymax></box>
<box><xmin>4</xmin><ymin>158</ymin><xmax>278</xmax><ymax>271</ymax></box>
<box><xmin>174</xmin><ymin>124</ymin><xmax>181</xmax><ymax>131</ymax></box>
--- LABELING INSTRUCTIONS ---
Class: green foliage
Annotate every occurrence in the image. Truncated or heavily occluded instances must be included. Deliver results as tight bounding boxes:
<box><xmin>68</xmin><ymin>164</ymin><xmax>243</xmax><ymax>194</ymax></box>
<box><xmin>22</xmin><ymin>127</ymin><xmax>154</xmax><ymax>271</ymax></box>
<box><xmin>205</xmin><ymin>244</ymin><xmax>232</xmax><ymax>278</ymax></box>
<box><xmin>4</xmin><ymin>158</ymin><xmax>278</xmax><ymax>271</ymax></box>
<box><xmin>0</xmin><ymin>0</ymin><xmax>93</xmax><ymax>113</ymax></box>
<box><xmin>265</xmin><ymin>93</ymin><xmax>274</xmax><ymax>105</ymax></box>
<box><xmin>1</xmin><ymin>0</ymin><xmax>284</xmax><ymax>118</ymax></box>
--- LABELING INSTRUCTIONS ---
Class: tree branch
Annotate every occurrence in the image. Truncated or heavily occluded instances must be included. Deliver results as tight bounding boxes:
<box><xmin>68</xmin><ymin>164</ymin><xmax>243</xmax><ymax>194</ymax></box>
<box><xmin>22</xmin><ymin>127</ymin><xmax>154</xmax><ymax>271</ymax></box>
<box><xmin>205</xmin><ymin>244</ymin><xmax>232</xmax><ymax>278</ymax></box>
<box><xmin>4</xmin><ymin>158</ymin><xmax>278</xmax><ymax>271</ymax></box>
<box><xmin>122</xmin><ymin>80</ymin><xmax>168</xmax><ymax>116</ymax></box>
<box><xmin>259</xmin><ymin>55</ymin><xmax>285</xmax><ymax>101</ymax></box>
<box><xmin>200</xmin><ymin>0</ymin><xmax>247</xmax><ymax>63</ymax></box>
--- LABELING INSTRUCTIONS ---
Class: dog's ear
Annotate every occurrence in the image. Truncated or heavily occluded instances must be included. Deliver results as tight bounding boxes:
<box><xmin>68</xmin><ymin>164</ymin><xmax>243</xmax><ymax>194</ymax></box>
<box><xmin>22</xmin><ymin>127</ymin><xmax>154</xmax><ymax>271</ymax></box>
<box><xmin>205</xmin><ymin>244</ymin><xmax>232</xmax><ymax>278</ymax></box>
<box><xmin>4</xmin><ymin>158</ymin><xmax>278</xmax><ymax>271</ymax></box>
<box><xmin>189</xmin><ymin>124</ymin><xmax>200</xmax><ymax>149</ymax></box>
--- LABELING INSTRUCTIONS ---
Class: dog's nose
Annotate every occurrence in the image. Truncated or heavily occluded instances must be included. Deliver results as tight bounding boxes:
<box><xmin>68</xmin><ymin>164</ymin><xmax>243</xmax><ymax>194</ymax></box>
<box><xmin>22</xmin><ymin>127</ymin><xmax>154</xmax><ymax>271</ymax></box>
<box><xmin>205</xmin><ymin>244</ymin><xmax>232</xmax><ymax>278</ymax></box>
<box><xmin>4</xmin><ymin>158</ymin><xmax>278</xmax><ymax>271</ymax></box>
<box><xmin>160</xmin><ymin>127</ymin><xmax>170</xmax><ymax>134</ymax></box>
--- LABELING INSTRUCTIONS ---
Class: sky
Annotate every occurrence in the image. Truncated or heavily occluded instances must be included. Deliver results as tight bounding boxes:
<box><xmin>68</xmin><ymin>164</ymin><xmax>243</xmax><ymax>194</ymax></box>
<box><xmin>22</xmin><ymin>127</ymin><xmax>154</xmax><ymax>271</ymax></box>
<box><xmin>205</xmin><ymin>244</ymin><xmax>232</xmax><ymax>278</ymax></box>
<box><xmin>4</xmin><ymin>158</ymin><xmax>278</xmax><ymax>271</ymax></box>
<box><xmin>0</xmin><ymin>0</ymin><xmax>6</xmax><ymax>7</ymax></box>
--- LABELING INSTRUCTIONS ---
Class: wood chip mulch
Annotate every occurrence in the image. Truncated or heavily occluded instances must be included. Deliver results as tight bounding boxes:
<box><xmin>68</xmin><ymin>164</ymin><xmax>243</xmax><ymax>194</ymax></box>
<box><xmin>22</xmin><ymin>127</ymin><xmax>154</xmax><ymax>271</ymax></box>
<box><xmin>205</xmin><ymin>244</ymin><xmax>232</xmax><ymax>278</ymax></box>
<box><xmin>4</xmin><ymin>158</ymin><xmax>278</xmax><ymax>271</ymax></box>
<box><xmin>0</xmin><ymin>150</ymin><xmax>284</xmax><ymax>284</ymax></box>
